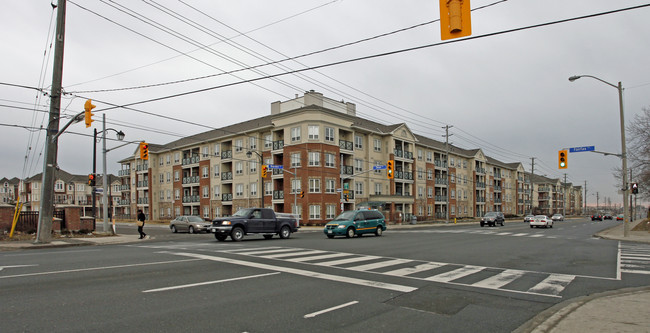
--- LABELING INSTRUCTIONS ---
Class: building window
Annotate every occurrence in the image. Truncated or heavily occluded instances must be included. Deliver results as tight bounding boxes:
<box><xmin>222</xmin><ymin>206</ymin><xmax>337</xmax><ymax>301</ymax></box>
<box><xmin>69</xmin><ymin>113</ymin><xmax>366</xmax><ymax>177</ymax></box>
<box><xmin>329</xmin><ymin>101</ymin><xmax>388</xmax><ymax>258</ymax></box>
<box><xmin>428</xmin><ymin>187</ymin><xmax>433</xmax><ymax>198</ymax></box>
<box><xmin>451</xmin><ymin>189</ymin><xmax>456</xmax><ymax>199</ymax></box>
<box><xmin>325</xmin><ymin>127</ymin><xmax>334</xmax><ymax>142</ymax></box>
<box><xmin>309</xmin><ymin>178</ymin><xmax>320</xmax><ymax>193</ymax></box>
<box><xmin>250</xmin><ymin>183</ymin><xmax>257</xmax><ymax>196</ymax></box>
<box><xmin>213</xmin><ymin>165</ymin><xmax>220</xmax><ymax>178</ymax></box>
<box><xmin>235</xmin><ymin>184</ymin><xmax>244</xmax><ymax>197</ymax></box>
<box><xmin>265</xmin><ymin>182</ymin><xmax>273</xmax><ymax>196</ymax></box>
<box><xmin>292</xmin><ymin>204</ymin><xmax>302</xmax><ymax>220</ymax></box>
<box><xmin>325</xmin><ymin>179</ymin><xmax>335</xmax><ymax>193</ymax></box>
<box><xmin>291</xmin><ymin>152</ymin><xmax>301</xmax><ymax>167</ymax></box>
<box><xmin>167</xmin><ymin>190</ymin><xmax>171</xmax><ymax>200</ymax></box>
<box><xmin>355</xmin><ymin>181</ymin><xmax>363</xmax><ymax>195</ymax></box>
<box><xmin>203</xmin><ymin>186</ymin><xmax>209</xmax><ymax>198</ymax></box>
<box><xmin>375</xmin><ymin>183</ymin><xmax>382</xmax><ymax>195</ymax></box>
<box><xmin>308</xmin><ymin>152</ymin><xmax>320</xmax><ymax>166</ymax></box>
<box><xmin>174</xmin><ymin>153</ymin><xmax>180</xmax><ymax>164</ymax></box>
<box><xmin>213</xmin><ymin>186</ymin><xmax>220</xmax><ymax>199</ymax></box>
<box><xmin>417</xmin><ymin>149</ymin><xmax>423</xmax><ymax>161</ymax></box>
<box><xmin>159</xmin><ymin>174</ymin><xmax>164</xmax><ymax>183</ymax></box>
<box><xmin>202</xmin><ymin>166</ymin><xmax>209</xmax><ymax>178</ymax></box>
<box><xmin>309</xmin><ymin>205</ymin><xmax>321</xmax><ymax>219</ymax></box>
<box><xmin>235</xmin><ymin>162</ymin><xmax>243</xmax><ymax>175</ymax></box>
<box><xmin>418</xmin><ymin>187</ymin><xmax>423</xmax><ymax>198</ymax></box>
<box><xmin>235</xmin><ymin>139</ymin><xmax>243</xmax><ymax>152</ymax></box>
<box><xmin>291</xmin><ymin>127</ymin><xmax>301</xmax><ymax>142</ymax></box>
<box><xmin>373</xmin><ymin>138</ymin><xmax>381</xmax><ymax>152</ymax></box>
<box><xmin>249</xmin><ymin>137</ymin><xmax>257</xmax><ymax>150</ymax></box>
<box><xmin>417</xmin><ymin>168</ymin><xmax>423</xmax><ymax>180</ymax></box>
<box><xmin>426</xmin><ymin>151</ymin><xmax>432</xmax><ymax>162</ymax></box>
<box><xmin>354</xmin><ymin>135</ymin><xmax>363</xmax><ymax>149</ymax></box>
<box><xmin>325</xmin><ymin>153</ymin><xmax>335</xmax><ymax>167</ymax></box>
<box><xmin>175</xmin><ymin>189</ymin><xmax>180</xmax><ymax>200</ymax></box>
<box><xmin>354</xmin><ymin>158</ymin><xmax>363</xmax><ymax>172</ymax></box>
<box><xmin>203</xmin><ymin>206</ymin><xmax>210</xmax><ymax>218</ymax></box>
<box><xmin>374</xmin><ymin>161</ymin><xmax>381</xmax><ymax>174</ymax></box>
<box><xmin>249</xmin><ymin>160</ymin><xmax>257</xmax><ymax>173</ymax></box>
<box><xmin>291</xmin><ymin>179</ymin><xmax>301</xmax><ymax>193</ymax></box>
<box><xmin>55</xmin><ymin>181</ymin><xmax>64</xmax><ymax>192</ymax></box>
<box><xmin>264</xmin><ymin>134</ymin><xmax>272</xmax><ymax>149</ymax></box>
<box><xmin>427</xmin><ymin>169</ymin><xmax>433</xmax><ymax>180</ymax></box>
<box><xmin>326</xmin><ymin>204</ymin><xmax>336</xmax><ymax>219</ymax></box>
<box><xmin>308</xmin><ymin>125</ymin><xmax>319</xmax><ymax>140</ymax></box>
<box><xmin>202</xmin><ymin>146</ymin><xmax>209</xmax><ymax>158</ymax></box>
<box><xmin>214</xmin><ymin>144</ymin><xmax>220</xmax><ymax>156</ymax></box>
<box><xmin>166</xmin><ymin>154</ymin><xmax>171</xmax><ymax>165</ymax></box>
<box><xmin>450</xmin><ymin>157</ymin><xmax>455</xmax><ymax>167</ymax></box>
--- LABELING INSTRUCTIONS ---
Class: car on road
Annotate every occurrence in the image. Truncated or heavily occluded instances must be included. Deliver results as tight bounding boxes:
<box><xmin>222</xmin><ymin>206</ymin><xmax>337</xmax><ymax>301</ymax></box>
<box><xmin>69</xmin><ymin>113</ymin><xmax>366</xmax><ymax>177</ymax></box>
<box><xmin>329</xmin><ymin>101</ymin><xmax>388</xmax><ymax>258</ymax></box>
<box><xmin>551</xmin><ymin>214</ymin><xmax>564</xmax><ymax>222</ymax></box>
<box><xmin>324</xmin><ymin>209</ymin><xmax>386</xmax><ymax>238</ymax></box>
<box><xmin>524</xmin><ymin>215</ymin><xmax>534</xmax><ymax>223</ymax></box>
<box><xmin>170</xmin><ymin>215</ymin><xmax>211</xmax><ymax>234</ymax></box>
<box><xmin>616</xmin><ymin>214</ymin><xmax>624</xmax><ymax>221</ymax></box>
<box><xmin>603</xmin><ymin>213</ymin><xmax>613</xmax><ymax>220</ymax></box>
<box><xmin>530</xmin><ymin>215</ymin><xmax>553</xmax><ymax>228</ymax></box>
<box><xmin>480</xmin><ymin>211</ymin><xmax>505</xmax><ymax>227</ymax></box>
<box><xmin>209</xmin><ymin>208</ymin><xmax>300</xmax><ymax>241</ymax></box>
<box><xmin>591</xmin><ymin>214</ymin><xmax>603</xmax><ymax>221</ymax></box>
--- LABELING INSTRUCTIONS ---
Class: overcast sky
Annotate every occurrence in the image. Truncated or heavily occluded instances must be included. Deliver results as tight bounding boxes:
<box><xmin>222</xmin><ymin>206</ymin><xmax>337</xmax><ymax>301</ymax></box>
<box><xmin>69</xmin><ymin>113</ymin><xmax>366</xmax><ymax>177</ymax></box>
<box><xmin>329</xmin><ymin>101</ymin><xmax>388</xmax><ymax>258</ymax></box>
<box><xmin>1</xmin><ymin>0</ymin><xmax>649</xmax><ymax>207</ymax></box>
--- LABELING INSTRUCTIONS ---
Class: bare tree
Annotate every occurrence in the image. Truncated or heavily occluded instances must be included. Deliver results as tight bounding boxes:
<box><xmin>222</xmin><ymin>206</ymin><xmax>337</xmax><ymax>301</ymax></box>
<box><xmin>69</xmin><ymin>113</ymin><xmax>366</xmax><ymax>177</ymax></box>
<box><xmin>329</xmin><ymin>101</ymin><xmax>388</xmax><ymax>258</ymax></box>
<box><xmin>625</xmin><ymin>106</ymin><xmax>650</xmax><ymax>201</ymax></box>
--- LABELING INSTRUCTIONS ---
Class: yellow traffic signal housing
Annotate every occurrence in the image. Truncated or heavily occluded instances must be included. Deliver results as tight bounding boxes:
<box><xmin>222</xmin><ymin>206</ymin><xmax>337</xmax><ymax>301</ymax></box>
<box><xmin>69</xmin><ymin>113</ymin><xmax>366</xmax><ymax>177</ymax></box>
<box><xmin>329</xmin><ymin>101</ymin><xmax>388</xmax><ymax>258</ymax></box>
<box><xmin>140</xmin><ymin>142</ymin><xmax>149</xmax><ymax>160</ymax></box>
<box><xmin>300</xmin><ymin>191</ymin><xmax>304</xmax><ymax>198</ymax></box>
<box><xmin>88</xmin><ymin>174</ymin><xmax>96</xmax><ymax>186</ymax></box>
<box><xmin>387</xmin><ymin>160</ymin><xmax>394</xmax><ymax>179</ymax></box>
<box><xmin>261</xmin><ymin>165</ymin><xmax>268</xmax><ymax>178</ymax></box>
<box><xmin>84</xmin><ymin>99</ymin><xmax>96</xmax><ymax>128</ymax></box>
<box><xmin>440</xmin><ymin>0</ymin><xmax>472</xmax><ymax>40</ymax></box>
<box><xmin>558</xmin><ymin>150</ymin><xmax>568</xmax><ymax>169</ymax></box>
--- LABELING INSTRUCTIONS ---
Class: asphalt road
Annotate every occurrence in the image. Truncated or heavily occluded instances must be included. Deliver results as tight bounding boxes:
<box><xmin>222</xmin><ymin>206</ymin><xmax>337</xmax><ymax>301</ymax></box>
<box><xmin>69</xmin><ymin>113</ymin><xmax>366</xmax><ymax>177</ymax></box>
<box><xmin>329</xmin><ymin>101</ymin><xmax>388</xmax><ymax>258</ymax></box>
<box><xmin>2</xmin><ymin>218</ymin><xmax>648</xmax><ymax>332</ymax></box>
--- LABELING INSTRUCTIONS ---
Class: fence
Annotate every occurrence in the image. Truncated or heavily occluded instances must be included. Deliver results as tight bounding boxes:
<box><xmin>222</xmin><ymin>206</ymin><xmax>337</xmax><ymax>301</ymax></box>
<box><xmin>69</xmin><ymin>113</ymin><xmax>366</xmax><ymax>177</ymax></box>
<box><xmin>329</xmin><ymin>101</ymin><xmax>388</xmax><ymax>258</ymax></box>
<box><xmin>11</xmin><ymin>210</ymin><xmax>66</xmax><ymax>233</ymax></box>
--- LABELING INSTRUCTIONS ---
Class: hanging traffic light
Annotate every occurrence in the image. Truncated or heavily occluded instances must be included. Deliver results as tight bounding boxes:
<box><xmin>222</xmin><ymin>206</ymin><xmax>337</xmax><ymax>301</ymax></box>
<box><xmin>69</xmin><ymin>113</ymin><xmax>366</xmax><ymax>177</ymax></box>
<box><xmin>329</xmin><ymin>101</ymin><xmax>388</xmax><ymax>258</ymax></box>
<box><xmin>344</xmin><ymin>194</ymin><xmax>349</xmax><ymax>202</ymax></box>
<box><xmin>88</xmin><ymin>173</ymin><xmax>96</xmax><ymax>186</ymax></box>
<box><xmin>558</xmin><ymin>150</ymin><xmax>568</xmax><ymax>169</ymax></box>
<box><xmin>84</xmin><ymin>99</ymin><xmax>96</xmax><ymax>128</ymax></box>
<box><xmin>440</xmin><ymin>0</ymin><xmax>472</xmax><ymax>40</ymax></box>
<box><xmin>387</xmin><ymin>160</ymin><xmax>394</xmax><ymax>179</ymax></box>
<box><xmin>261</xmin><ymin>165</ymin><xmax>268</xmax><ymax>178</ymax></box>
<box><xmin>140</xmin><ymin>142</ymin><xmax>149</xmax><ymax>160</ymax></box>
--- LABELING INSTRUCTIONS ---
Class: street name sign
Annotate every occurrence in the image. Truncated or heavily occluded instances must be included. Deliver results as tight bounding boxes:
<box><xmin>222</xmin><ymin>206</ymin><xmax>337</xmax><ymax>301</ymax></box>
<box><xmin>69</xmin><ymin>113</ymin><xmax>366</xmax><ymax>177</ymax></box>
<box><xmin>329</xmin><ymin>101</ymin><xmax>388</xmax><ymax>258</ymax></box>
<box><xmin>569</xmin><ymin>146</ymin><xmax>595</xmax><ymax>153</ymax></box>
<box><xmin>373</xmin><ymin>165</ymin><xmax>387</xmax><ymax>170</ymax></box>
<box><xmin>267</xmin><ymin>164</ymin><xmax>283</xmax><ymax>169</ymax></box>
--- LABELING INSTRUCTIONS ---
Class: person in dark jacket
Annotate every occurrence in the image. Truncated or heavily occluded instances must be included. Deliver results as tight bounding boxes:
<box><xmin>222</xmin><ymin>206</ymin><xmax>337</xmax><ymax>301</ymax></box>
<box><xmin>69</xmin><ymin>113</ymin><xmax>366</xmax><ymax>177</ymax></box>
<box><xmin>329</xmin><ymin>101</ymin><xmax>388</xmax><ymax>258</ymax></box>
<box><xmin>137</xmin><ymin>209</ymin><xmax>147</xmax><ymax>239</ymax></box>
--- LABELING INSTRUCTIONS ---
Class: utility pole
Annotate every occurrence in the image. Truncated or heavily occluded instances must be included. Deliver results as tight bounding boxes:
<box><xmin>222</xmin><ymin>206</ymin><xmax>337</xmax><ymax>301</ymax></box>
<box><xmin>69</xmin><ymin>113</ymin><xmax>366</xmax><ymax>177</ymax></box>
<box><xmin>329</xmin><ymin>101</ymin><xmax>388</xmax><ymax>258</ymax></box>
<box><xmin>443</xmin><ymin>125</ymin><xmax>453</xmax><ymax>222</ymax></box>
<box><xmin>584</xmin><ymin>180</ymin><xmax>587</xmax><ymax>215</ymax></box>
<box><xmin>629</xmin><ymin>168</ymin><xmax>633</xmax><ymax>222</ymax></box>
<box><xmin>530</xmin><ymin>157</ymin><xmax>535</xmax><ymax>215</ymax></box>
<box><xmin>563</xmin><ymin>173</ymin><xmax>568</xmax><ymax>216</ymax></box>
<box><xmin>35</xmin><ymin>0</ymin><xmax>66</xmax><ymax>243</ymax></box>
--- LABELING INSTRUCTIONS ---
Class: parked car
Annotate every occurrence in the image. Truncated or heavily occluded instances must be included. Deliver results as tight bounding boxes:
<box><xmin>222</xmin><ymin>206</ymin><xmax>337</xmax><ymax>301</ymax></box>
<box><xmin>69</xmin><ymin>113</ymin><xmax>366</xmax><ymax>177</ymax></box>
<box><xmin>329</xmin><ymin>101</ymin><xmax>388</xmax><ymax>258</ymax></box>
<box><xmin>616</xmin><ymin>214</ymin><xmax>624</xmax><ymax>221</ymax></box>
<box><xmin>209</xmin><ymin>208</ymin><xmax>300</xmax><ymax>241</ymax></box>
<box><xmin>591</xmin><ymin>214</ymin><xmax>603</xmax><ymax>221</ymax></box>
<box><xmin>524</xmin><ymin>215</ymin><xmax>534</xmax><ymax>223</ymax></box>
<box><xmin>551</xmin><ymin>214</ymin><xmax>564</xmax><ymax>222</ymax></box>
<box><xmin>530</xmin><ymin>215</ymin><xmax>553</xmax><ymax>228</ymax></box>
<box><xmin>170</xmin><ymin>215</ymin><xmax>211</xmax><ymax>234</ymax></box>
<box><xmin>480</xmin><ymin>211</ymin><xmax>505</xmax><ymax>227</ymax></box>
<box><xmin>324</xmin><ymin>209</ymin><xmax>386</xmax><ymax>238</ymax></box>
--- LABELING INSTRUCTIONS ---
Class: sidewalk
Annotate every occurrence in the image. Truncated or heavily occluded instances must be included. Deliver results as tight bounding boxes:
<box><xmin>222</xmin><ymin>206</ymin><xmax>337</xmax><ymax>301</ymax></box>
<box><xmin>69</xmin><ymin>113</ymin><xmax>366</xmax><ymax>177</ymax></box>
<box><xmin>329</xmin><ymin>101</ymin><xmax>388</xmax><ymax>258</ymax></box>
<box><xmin>2</xmin><ymin>219</ymin><xmax>649</xmax><ymax>332</ymax></box>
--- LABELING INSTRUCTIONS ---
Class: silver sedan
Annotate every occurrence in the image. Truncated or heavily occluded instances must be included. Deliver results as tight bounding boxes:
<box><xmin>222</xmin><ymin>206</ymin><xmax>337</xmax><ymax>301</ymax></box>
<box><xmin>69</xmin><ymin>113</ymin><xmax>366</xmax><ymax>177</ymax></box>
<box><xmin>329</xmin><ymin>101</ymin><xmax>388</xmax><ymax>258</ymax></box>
<box><xmin>170</xmin><ymin>216</ymin><xmax>211</xmax><ymax>234</ymax></box>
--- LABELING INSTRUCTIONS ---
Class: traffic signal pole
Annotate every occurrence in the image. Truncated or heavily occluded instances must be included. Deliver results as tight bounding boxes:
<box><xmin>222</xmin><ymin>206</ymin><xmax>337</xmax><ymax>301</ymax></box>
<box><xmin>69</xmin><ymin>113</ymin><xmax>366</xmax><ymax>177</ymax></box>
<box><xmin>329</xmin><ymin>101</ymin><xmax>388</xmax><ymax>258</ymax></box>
<box><xmin>35</xmin><ymin>0</ymin><xmax>66</xmax><ymax>243</ymax></box>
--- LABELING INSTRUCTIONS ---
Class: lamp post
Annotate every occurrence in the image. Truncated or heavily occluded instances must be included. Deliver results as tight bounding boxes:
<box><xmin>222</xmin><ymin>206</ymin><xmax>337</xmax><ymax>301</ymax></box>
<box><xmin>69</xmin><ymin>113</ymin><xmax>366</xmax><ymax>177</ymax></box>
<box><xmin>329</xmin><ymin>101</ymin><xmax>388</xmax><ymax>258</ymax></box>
<box><xmin>569</xmin><ymin>75</ymin><xmax>629</xmax><ymax>237</ymax></box>
<box><xmin>94</xmin><ymin>113</ymin><xmax>125</xmax><ymax>234</ymax></box>
<box><xmin>246</xmin><ymin>150</ymin><xmax>263</xmax><ymax>208</ymax></box>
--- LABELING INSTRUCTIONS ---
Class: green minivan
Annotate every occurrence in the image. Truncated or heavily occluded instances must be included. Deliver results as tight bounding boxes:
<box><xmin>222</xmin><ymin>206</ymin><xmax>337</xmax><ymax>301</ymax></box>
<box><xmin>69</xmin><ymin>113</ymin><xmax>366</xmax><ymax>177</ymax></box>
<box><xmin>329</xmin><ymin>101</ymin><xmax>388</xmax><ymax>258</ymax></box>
<box><xmin>324</xmin><ymin>209</ymin><xmax>387</xmax><ymax>238</ymax></box>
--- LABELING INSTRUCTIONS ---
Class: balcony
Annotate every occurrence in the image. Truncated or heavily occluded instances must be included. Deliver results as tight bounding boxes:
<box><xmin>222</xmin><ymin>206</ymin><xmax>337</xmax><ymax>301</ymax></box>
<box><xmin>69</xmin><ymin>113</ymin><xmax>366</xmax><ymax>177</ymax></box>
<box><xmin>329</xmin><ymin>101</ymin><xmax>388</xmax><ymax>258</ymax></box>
<box><xmin>120</xmin><ymin>184</ymin><xmax>130</xmax><ymax>191</ymax></box>
<box><xmin>339</xmin><ymin>140</ymin><xmax>353</xmax><ymax>151</ymax></box>
<box><xmin>340</xmin><ymin>165</ymin><xmax>354</xmax><ymax>176</ymax></box>
<box><xmin>136</xmin><ymin>163</ymin><xmax>149</xmax><ymax>172</ymax></box>
<box><xmin>137</xmin><ymin>197</ymin><xmax>149</xmax><ymax>205</ymax></box>
<box><xmin>273</xmin><ymin>140</ymin><xmax>284</xmax><ymax>151</ymax></box>
<box><xmin>222</xmin><ymin>193</ymin><xmax>233</xmax><ymax>201</ymax></box>
<box><xmin>395</xmin><ymin>171</ymin><xmax>413</xmax><ymax>180</ymax></box>
<box><xmin>221</xmin><ymin>150</ymin><xmax>232</xmax><ymax>159</ymax></box>
<box><xmin>119</xmin><ymin>199</ymin><xmax>130</xmax><ymax>206</ymax></box>
<box><xmin>476</xmin><ymin>167</ymin><xmax>486</xmax><ymax>174</ymax></box>
<box><xmin>434</xmin><ymin>160</ymin><xmax>447</xmax><ymax>168</ymax></box>
<box><xmin>476</xmin><ymin>182</ymin><xmax>486</xmax><ymax>189</ymax></box>
<box><xmin>118</xmin><ymin>169</ymin><xmax>131</xmax><ymax>177</ymax></box>
<box><xmin>182</xmin><ymin>195</ymin><xmax>200</xmax><ymax>203</ymax></box>
<box><xmin>494</xmin><ymin>185</ymin><xmax>502</xmax><ymax>192</ymax></box>
<box><xmin>272</xmin><ymin>169</ymin><xmax>284</xmax><ymax>176</ymax></box>
<box><xmin>221</xmin><ymin>172</ymin><xmax>233</xmax><ymax>182</ymax></box>
<box><xmin>182</xmin><ymin>155</ymin><xmax>200</xmax><ymax>166</ymax></box>
<box><xmin>273</xmin><ymin>190</ymin><xmax>284</xmax><ymax>200</ymax></box>
<box><xmin>404</xmin><ymin>151</ymin><xmax>413</xmax><ymax>160</ymax></box>
<box><xmin>137</xmin><ymin>181</ymin><xmax>149</xmax><ymax>188</ymax></box>
<box><xmin>182</xmin><ymin>176</ymin><xmax>200</xmax><ymax>185</ymax></box>
<box><xmin>435</xmin><ymin>178</ymin><xmax>448</xmax><ymax>186</ymax></box>
<box><xmin>476</xmin><ymin>196</ymin><xmax>486</xmax><ymax>203</ymax></box>
<box><xmin>435</xmin><ymin>195</ymin><xmax>447</xmax><ymax>202</ymax></box>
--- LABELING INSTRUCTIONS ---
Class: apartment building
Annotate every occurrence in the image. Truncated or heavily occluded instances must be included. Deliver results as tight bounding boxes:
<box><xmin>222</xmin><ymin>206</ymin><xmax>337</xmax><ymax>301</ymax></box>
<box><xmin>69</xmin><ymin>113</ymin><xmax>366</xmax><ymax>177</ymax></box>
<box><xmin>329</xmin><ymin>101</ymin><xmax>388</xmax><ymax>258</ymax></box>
<box><xmin>115</xmin><ymin>91</ymin><xmax>582</xmax><ymax>224</ymax></box>
<box><xmin>0</xmin><ymin>177</ymin><xmax>19</xmax><ymax>205</ymax></box>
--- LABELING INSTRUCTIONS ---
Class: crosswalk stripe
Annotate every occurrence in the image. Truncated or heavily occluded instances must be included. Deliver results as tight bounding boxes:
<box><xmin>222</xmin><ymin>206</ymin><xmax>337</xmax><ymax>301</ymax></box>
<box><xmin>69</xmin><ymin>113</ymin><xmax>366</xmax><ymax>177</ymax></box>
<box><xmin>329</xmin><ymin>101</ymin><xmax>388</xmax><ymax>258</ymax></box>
<box><xmin>527</xmin><ymin>274</ymin><xmax>575</xmax><ymax>295</ymax></box>
<box><xmin>383</xmin><ymin>262</ymin><xmax>445</xmax><ymax>277</ymax></box>
<box><xmin>349</xmin><ymin>259</ymin><xmax>413</xmax><ymax>272</ymax></box>
<box><xmin>287</xmin><ymin>253</ymin><xmax>352</xmax><ymax>263</ymax></box>
<box><xmin>232</xmin><ymin>248</ymin><xmax>298</xmax><ymax>256</ymax></box>
<box><xmin>425</xmin><ymin>265</ymin><xmax>483</xmax><ymax>282</ymax></box>
<box><xmin>261</xmin><ymin>250</ymin><xmax>327</xmax><ymax>259</ymax></box>
<box><xmin>316</xmin><ymin>255</ymin><xmax>381</xmax><ymax>267</ymax></box>
<box><xmin>472</xmin><ymin>269</ymin><xmax>526</xmax><ymax>289</ymax></box>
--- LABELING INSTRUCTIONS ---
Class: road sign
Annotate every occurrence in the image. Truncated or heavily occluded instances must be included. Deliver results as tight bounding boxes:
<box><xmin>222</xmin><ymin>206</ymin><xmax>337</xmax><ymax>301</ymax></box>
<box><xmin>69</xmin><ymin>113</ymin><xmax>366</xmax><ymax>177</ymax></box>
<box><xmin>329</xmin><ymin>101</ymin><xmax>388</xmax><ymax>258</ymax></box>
<box><xmin>267</xmin><ymin>164</ymin><xmax>283</xmax><ymax>169</ymax></box>
<box><xmin>373</xmin><ymin>165</ymin><xmax>387</xmax><ymax>170</ymax></box>
<box><xmin>94</xmin><ymin>188</ymin><xmax>103</xmax><ymax>193</ymax></box>
<box><xmin>336</xmin><ymin>188</ymin><xmax>342</xmax><ymax>193</ymax></box>
<box><xmin>569</xmin><ymin>146</ymin><xmax>595</xmax><ymax>153</ymax></box>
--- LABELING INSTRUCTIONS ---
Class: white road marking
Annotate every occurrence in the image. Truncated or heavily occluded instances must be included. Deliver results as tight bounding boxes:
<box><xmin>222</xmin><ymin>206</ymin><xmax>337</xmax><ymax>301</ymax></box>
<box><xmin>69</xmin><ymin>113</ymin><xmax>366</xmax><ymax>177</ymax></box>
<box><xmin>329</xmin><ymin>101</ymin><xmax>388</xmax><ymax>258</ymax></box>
<box><xmin>261</xmin><ymin>250</ymin><xmax>326</xmax><ymax>259</ymax></box>
<box><xmin>0</xmin><ymin>259</ymin><xmax>202</xmax><ymax>280</ymax></box>
<box><xmin>472</xmin><ymin>269</ymin><xmax>525</xmax><ymax>289</ymax></box>
<box><xmin>527</xmin><ymin>274</ymin><xmax>575</xmax><ymax>295</ymax></box>
<box><xmin>165</xmin><ymin>251</ymin><xmax>417</xmax><ymax>293</ymax></box>
<box><xmin>349</xmin><ymin>259</ymin><xmax>413</xmax><ymax>272</ymax></box>
<box><xmin>142</xmin><ymin>272</ymin><xmax>280</xmax><ymax>293</ymax></box>
<box><xmin>425</xmin><ymin>265</ymin><xmax>483</xmax><ymax>282</ymax></box>
<box><xmin>383</xmin><ymin>262</ymin><xmax>445</xmax><ymax>277</ymax></box>
<box><xmin>287</xmin><ymin>253</ymin><xmax>352</xmax><ymax>263</ymax></box>
<box><xmin>0</xmin><ymin>264</ymin><xmax>38</xmax><ymax>271</ymax></box>
<box><xmin>304</xmin><ymin>301</ymin><xmax>359</xmax><ymax>319</ymax></box>
<box><xmin>316</xmin><ymin>255</ymin><xmax>381</xmax><ymax>267</ymax></box>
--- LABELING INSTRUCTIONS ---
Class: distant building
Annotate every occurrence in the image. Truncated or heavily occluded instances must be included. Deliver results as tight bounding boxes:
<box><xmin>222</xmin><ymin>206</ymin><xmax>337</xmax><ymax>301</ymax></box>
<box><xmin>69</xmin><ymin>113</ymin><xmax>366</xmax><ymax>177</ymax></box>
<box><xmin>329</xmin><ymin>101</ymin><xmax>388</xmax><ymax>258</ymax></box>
<box><xmin>115</xmin><ymin>91</ymin><xmax>582</xmax><ymax>224</ymax></box>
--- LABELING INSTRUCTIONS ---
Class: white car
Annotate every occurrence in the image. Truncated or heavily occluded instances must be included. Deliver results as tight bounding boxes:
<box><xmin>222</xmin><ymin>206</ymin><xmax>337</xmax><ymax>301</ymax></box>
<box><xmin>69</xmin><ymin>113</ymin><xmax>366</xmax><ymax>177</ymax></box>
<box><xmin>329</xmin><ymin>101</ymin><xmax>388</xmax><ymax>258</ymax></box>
<box><xmin>530</xmin><ymin>215</ymin><xmax>553</xmax><ymax>228</ymax></box>
<box><xmin>551</xmin><ymin>214</ymin><xmax>564</xmax><ymax>221</ymax></box>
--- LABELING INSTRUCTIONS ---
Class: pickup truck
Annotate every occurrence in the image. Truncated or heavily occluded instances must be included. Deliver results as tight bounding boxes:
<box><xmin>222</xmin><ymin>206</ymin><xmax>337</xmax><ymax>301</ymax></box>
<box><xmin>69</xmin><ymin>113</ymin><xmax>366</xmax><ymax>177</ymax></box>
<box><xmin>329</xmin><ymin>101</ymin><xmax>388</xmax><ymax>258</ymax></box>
<box><xmin>209</xmin><ymin>208</ymin><xmax>300</xmax><ymax>242</ymax></box>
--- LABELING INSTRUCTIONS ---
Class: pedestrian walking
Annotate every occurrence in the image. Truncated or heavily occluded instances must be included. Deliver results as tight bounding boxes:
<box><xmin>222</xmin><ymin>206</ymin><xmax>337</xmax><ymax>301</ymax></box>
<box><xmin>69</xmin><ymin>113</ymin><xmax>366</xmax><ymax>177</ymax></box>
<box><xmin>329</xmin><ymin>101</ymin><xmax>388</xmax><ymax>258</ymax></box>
<box><xmin>137</xmin><ymin>209</ymin><xmax>147</xmax><ymax>239</ymax></box>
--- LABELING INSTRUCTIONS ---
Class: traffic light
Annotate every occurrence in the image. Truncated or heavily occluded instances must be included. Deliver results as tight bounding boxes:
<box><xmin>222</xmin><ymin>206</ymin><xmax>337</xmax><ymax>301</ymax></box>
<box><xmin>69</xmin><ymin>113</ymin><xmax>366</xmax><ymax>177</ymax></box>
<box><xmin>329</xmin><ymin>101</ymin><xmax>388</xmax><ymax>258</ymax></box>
<box><xmin>261</xmin><ymin>165</ymin><xmax>268</xmax><ymax>178</ymax></box>
<box><xmin>344</xmin><ymin>194</ymin><xmax>349</xmax><ymax>202</ymax></box>
<box><xmin>88</xmin><ymin>174</ymin><xmax>96</xmax><ymax>186</ymax></box>
<box><xmin>558</xmin><ymin>150</ymin><xmax>568</xmax><ymax>169</ymax></box>
<box><xmin>387</xmin><ymin>160</ymin><xmax>394</xmax><ymax>179</ymax></box>
<box><xmin>632</xmin><ymin>183</ymin><xmax>638</xmax><ymax>194</ymax></box>
<box><xmin>440</xmin><ymin>0</ymin><xmax>472</xmax><ymax>40</ymax></box>
<box><xmin>300</xmin><ymin>191</ymin><xmax>304</xmax><ymax>198</ymax></box>
<box><xmin>84</xmin><ymin>99</ymin><xmax>96</xmax><ymax>128</ymax></box>
<box><xmin>139</xmin><ymin>142</ymin><xmax>149</xmax><ymax>160</ymax></box>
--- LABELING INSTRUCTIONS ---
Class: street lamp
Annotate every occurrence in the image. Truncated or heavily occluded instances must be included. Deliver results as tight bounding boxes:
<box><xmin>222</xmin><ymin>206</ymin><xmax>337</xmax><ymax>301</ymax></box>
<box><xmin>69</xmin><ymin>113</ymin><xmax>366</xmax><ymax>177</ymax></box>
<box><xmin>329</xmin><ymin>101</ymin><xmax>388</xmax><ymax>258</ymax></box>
<box><xmin>246</xmin><ymin>150</ymin><xmax>263</xmax><ymax>208</ymax></box>
<box><xmin>568</xmin><ymin>74</ymin><xmax>629</xmax><ymax>237</ymax></box>
<box><xmin>93</xmin><ymin>113</ymin><xmax>125</xmax><ymax>234</ymax></box>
